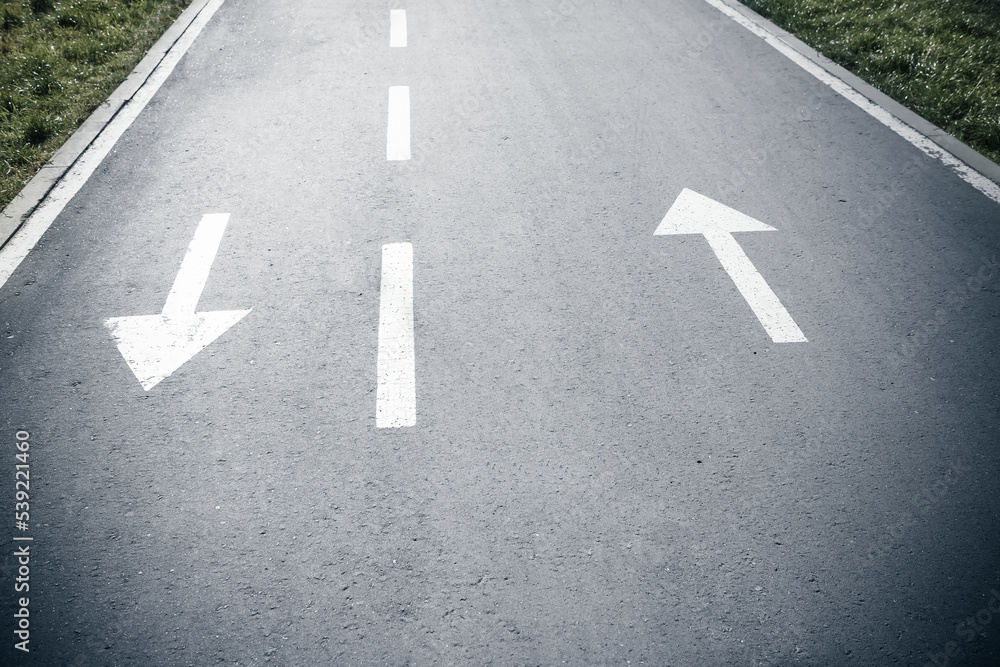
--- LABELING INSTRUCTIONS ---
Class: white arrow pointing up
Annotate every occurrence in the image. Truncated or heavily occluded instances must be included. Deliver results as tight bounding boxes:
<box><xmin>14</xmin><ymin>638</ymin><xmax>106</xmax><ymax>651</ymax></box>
<box><xmin>105</xmin><ymin>213</ymin><xmax>251</xmax><ymax>390</ymax></box>
<box><xmin>655</xmin><ymin>188</ymin><xmax>807</xmax><ymax>343</ymax></box>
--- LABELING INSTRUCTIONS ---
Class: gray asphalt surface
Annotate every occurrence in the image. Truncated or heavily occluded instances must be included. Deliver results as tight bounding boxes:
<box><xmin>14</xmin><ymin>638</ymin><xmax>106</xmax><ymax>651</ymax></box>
<box><xmin>2</xmin><ymin>0</ymin><xmax>1000</xmax><ymax>665</ymax></box>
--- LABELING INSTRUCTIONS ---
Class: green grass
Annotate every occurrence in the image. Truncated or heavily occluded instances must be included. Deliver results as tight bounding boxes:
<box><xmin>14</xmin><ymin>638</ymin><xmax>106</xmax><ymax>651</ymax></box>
<box><xmin>0</xmin><ymin>0</ymin><xmax>192</xmax><ymax>213</ymax></box>
<box><xmin>739</xmin><ymin>0</ymin><xmax>1000</xmax><ymax>166</ymax></box>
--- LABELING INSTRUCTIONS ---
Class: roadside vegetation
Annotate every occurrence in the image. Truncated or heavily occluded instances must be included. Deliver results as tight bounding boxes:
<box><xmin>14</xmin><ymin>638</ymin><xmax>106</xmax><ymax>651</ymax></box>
<box><xmin>740</xmin><ymin>0</ymin><xmax>1000</xmax><ymax>166</ymax></box>
<box><xmin>0</xmin><ymin>0</ymin><xmax>191</xmax><ymax>212</ymax></box>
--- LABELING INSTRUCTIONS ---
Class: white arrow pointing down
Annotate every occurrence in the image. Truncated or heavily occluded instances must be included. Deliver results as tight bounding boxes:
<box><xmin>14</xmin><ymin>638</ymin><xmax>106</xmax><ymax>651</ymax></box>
<box><xmin>656</xmin><ymin>188</ymin><xmax>807</xmax><ymax>343</ymax></box>
<box><xmin>105</xmin><ymin>213</ymin><xmax>251</xmax><ymax>390</ymax></box>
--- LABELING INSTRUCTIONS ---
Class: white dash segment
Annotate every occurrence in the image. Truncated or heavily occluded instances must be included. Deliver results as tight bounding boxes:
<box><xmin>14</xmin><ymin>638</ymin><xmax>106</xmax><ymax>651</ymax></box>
<box><xmin>376</xmin><ymin>242</ymin><xmax>415</xmax><ymax>428</ymax></box>
<box><xmin>387</xmin><ymin>86</ymin><xmax>411</xmax><ymax>161</ymax></box>
<box><xmin>389</xmin><ymin>9</ymin><xmax>407</xmax><ymax>47</ymax></box>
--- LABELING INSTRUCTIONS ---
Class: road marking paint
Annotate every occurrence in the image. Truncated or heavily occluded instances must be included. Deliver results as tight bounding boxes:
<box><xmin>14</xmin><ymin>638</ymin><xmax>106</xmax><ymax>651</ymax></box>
<box><xmin>390</xmin><ymin>9</ymin><xmax>407</xmax><ymax>47</ymax></box>
<box><xmin>386</xmin><ymin>86</ymin><xmax>411</xmax><ymax>161</ymax></box>
<box><xmin>163</xmin><ymin>213</ymin><xmax>230</xmax><ymax>317</ymax></box>
<box><xmin>0</xmin><ymin>0</ymin><xmax>227</xmax><ymax>290</ymax></box>
<box><xmin>702</xmin><ymin>231</ymin><xmax>806</xmax><ymax>343</ymax></box>
<box><xmin>105</xmin><ymin>213</ymin><xmax>251</xmax><ymax>390</ymax></box>
<box><xmin>655</xmin><ymin>188</ymin><xmax>807</xmax><ymax>343</ymax></box>
<box><xmin>703</xmin><ymin>0</ymin><xmax>1000</xmax><ymax>206</ymax></box>
<box><xmin>376</xmin><ymin>242</ymin><xmax>416</xmax><ymax>428</ymax></box>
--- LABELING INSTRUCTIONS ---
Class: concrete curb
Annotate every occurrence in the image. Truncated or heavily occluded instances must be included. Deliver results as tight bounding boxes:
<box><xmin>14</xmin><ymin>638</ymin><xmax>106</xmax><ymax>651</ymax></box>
<box><xmin>0</xmin><ymin>0</ymin><xmax>217</xmax><ymax>251</ymax></box>
<box><xmin>720</xmin><ymin>0</ymin><xmax>1000</xmax><ymax>188</ymax></box>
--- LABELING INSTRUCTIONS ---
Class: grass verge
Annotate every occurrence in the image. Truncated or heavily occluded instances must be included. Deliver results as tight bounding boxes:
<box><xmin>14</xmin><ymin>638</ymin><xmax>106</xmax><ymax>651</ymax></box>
<box><xmin>738</xmin><ymin>0</ymin><xmax>1000</xmax><ymax>166</ymax></box>
<box><xmin>0</xmin><ymin>0</ymin><xmax>192</xmax><ymax>213</ymax></box>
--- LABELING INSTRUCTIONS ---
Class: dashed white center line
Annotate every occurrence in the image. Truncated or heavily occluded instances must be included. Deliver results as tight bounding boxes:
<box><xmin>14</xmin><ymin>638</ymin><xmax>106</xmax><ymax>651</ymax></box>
<box><xmin>376</xmin><ymin>242</ymin><xmax>416</xmax><ymax>428</ymax></box>
<box><xmin>703</xmin><ymin>230</ymin><xmax>806</xmax><ymax>343</ymax></box>
<box><xmin>386</xmin><ymin>86</ymin><xmax>411</xmax><ymax>161</ymax></box>
<box><xmin>389</xmin><ymin>9</ymin><xmax>407</xmax><ymax>47</ymax></box>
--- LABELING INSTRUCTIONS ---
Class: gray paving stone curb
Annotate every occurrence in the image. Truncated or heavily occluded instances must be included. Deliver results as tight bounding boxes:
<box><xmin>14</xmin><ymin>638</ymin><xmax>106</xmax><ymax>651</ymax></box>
<box><xmin>722</xmin><ymin>0</ymin><xmax>1000</xmax><ymax>188</ymax></box>
<box><xmin>0</xmin><ymin>0</ymin><xmax>216</xmax><ymax>251</ymax></box>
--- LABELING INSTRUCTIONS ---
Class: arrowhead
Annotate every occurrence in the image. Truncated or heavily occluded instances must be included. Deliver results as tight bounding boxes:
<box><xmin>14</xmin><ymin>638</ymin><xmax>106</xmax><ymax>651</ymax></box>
<box><xmin>654</xmin><ymin>188</ymin><xmax>776</xmax><ymax>236</ymax></box>
<box><xmin>105</xmin><ymin>309</ymin><xmax>251</xmax><ymax>390</ymax></box>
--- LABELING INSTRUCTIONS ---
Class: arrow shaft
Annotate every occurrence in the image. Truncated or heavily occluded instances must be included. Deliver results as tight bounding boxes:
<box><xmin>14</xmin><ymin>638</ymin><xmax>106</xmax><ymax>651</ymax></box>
<box><xmin>703</xmin><ymin>231</ymin><xmax>807</xmax><ymax>343</ymax></box>
<box><xmin>162</xmin><ymin>213</ymin><xmax>230</xmax><ymax>317</ymax></box>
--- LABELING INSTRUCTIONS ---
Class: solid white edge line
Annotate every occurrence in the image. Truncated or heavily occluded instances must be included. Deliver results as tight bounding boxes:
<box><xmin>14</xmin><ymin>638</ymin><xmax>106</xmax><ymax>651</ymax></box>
<box><xmin>390</xmin><ymin>9</ymin><xmax>407</xmax><ymax>48</ymax></box>
<box><xmin>701</xmin><ymin>0</ymin><xmax>1000</xmax><ymax>206</ymax></box>
<box><xmin>386</xmin><ymin>86</ymin><xmax>411</xmax><ymax>161</ymax></box>
<box><xmin>376</xmin><ymin>242</ymin><xmax>416</xmax><ymax>428</ymax></box>
<box><xmin>0</xmin><ymin>0</ymin><xmax>227</xmax><ymax>290</ymax></box>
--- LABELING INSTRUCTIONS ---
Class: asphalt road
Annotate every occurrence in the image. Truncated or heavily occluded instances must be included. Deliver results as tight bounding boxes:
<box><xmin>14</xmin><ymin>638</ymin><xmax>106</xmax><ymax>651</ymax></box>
<box><xmin>2</xmin><ymin>0</ymin><xmax>1000</xmax><ymax>665</ymax></box>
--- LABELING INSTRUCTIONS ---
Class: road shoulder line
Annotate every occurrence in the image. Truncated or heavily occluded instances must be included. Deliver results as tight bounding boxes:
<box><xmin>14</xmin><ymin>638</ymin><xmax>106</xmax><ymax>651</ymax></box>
<box><xmin>707</xmin><ymin>0</ymin><xmax>1000</xmax><ymax>203</ymax></box>
<box><xmin>0</xmin><ymin>0</ymin><xmax>222</xmax><ymax>256</ymax></box>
